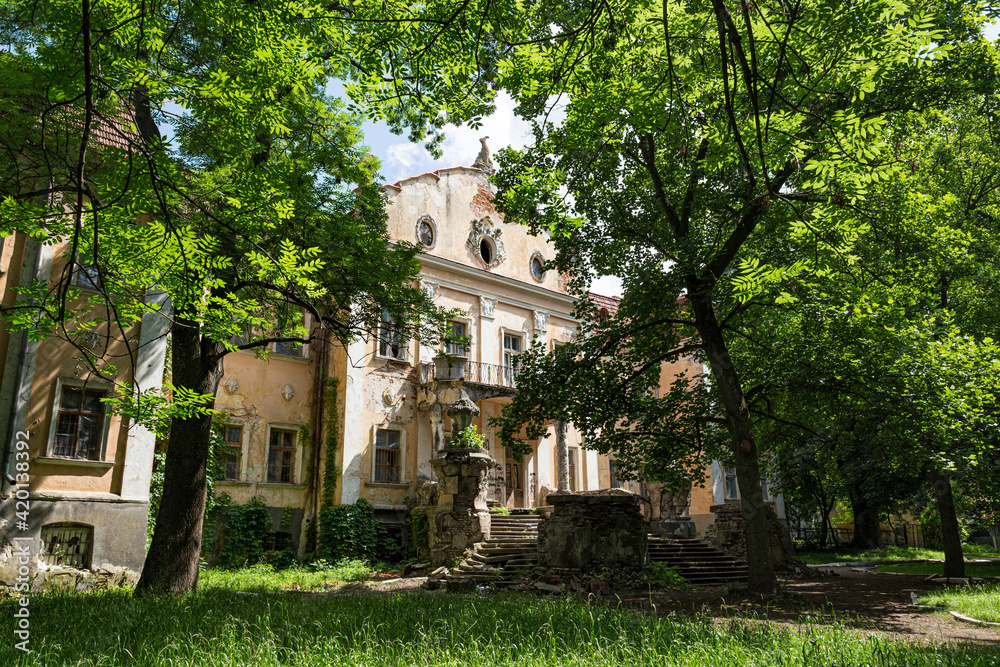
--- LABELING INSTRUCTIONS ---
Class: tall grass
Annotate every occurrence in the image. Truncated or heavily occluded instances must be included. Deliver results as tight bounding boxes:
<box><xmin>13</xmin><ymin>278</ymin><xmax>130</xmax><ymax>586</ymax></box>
<box><xmin>201</xmin><ymin>560</ymin><xmax>374</xmax><ymax>591</ymax></box>
<box><xmin>920</xmin><ymin>584</ymin><xmax>1000</xmax><ymax>623</ymax></box>
<box><xmin>2</xmin><ymin>585</ymin><xmax>997</xmax><ymax>666</ymax></box>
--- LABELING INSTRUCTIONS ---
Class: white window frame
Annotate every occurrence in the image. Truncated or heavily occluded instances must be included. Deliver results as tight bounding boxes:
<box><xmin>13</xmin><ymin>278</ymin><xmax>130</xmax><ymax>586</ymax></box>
<box><xmin>264</xmin><ymin>423</ymin><xmax>303</xmax><ymax>485</ymax></box>
<box><xmin>568</xmin><ymin>446</ymin><xmax>579</xmax><ymax>492</ymax></box>
<box><xmin>376</xmin><ymin>311</ymin><xmax>409</xmax><ymax>362</ymax></box>
<box><xmin>369</xmin><ymin>425</ymin><xmax>407</xmax><ymax>485</ymax></box>
<box><xmin>46</xmin><ymin>378</ymin><xmax>114</xmax><ymax>461</ymax></box>
<box><xmin>444</xmin><ymin>318</ymin><xmax>471</xmax><ymax>357</ymax></box>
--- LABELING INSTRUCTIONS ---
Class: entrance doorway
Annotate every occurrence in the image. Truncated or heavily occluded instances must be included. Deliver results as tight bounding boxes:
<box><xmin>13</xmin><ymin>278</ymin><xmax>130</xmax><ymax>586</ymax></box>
<box><xmin>505</xmin><ymin>447</ymin><xmax>523</xmax><ymax>507</ymax></box>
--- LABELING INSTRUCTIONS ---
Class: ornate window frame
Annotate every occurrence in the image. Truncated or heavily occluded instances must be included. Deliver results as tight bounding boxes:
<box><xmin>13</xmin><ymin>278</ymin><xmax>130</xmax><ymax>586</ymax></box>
<box><xmin>466</xmin><ymin>216</ymin><xmax>507</xmax><ymax>269</ymax></box>
<box><xmin>529</xmin><ymin>252</ymin><xmax>546</xmax><ymax>283</ymax></box>
<box><xmin>415</xmin><ymin>215</ymin><xmax>437</xmax><ymax>249</ymax></box>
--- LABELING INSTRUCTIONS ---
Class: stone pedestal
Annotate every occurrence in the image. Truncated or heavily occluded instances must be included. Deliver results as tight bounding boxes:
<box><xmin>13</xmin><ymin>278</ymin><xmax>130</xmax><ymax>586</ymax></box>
<box><xmin>705</xmin><ymin>502</ymin><xmax>793</xmax><ymax>566</ymax></box>
<box><xmin>645</xmin><ymin>482</ymin><xmax>696</xmax><ymax>538</ymax></box>
<box><xmin>423</xmin><ymin>448</ymin><xmax>494</xmax><ymax>566</ymax></box>
<box><xmin>538</xmin><ymin>489</ymin><xmax>647</xmax><ymax>570</ymax></box>
<box><xmin>650</xmin><ymin>519</ymin><xmax>697</xmax><ymax>538</ymax></box>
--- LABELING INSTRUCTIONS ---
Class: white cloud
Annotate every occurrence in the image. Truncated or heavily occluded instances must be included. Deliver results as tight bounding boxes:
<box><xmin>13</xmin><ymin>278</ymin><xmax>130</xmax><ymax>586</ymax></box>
<box><xmin>590</xmin><ymin>275</ymin><xmax>624</xmax><ymax>299</ymax></box>
<box><xmin>376</xmin><ymin>92</ymin><xmax>537</xmax><ymax>181</ymax></box>
<box><xmin>384</xmin><ymin>142</ymin><xmax>426</xmax><ymax>180</ymax></box>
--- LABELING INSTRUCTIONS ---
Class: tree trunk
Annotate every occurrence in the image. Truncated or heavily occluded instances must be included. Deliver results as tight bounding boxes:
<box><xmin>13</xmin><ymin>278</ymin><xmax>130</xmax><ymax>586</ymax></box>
<box><xmin>555</xmin><ymin>420</ymin><xmax>570</xmax><ymax>492</ymax></box>
<box><xmin>688</xmin><ymin>282</ymin><xmax>778</xmax><ymax>595</ymax></box>
<box><xmin>846</xmin><ymin>486</ymin><xmax>884</xmax><ymax>550</ymax></box>
<box><xmin>929</xmin><ymin>469</ymin><xmax>965</xmax><ymax>578</ymax></box>
<box><xmin>135</xmin><ymin>319</ymin><xmax>224</xmax><ymax>594</ymax></box>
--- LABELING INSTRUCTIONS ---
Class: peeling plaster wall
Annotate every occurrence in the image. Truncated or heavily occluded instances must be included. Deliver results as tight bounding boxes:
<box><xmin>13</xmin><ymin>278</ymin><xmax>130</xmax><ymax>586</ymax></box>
<box><xmin>214</xmin><ymin>351</ymin><xmax>316</xmax><ymax>510</ymax></box>
<box><xmin>385</xmin><ymin>169</ymin><xmax>565</xmax><ymax>292</ymax></box>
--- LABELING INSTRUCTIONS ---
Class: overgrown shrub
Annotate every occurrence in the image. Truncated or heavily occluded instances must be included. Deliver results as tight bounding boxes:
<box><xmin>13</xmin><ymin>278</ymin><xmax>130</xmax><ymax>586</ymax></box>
<box><xmin>407</xmin><ymin>508</ymin><xmax>430</xmax><ymax>561</ymax></box>
<box><xmin>648</xmin><ymin>562</ymin><xmax>689</xmax><ymax>590</ymax></box>
<box><xmin>218</xmin><ymin>496</ymin><xmax>273</xmax><ymax>568</ymax></box>
<box><xmin>317</xmin><ymin>499</ymin><xmax>396</xmax><ymax>563</ymax></box>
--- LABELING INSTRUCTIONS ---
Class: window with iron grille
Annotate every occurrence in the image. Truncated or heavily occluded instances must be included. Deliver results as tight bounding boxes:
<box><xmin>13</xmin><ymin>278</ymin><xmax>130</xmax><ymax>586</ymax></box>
<box><xmin>40</xmin><ymin>523</ymin><xmax>92</xmax><ymax>568</ymax></box>
<box><xmin>266</xmin><ymin>428</ymin><xmax>297</xmax><ymax>483</ymax></box>
<box><xmin>52</xmin><ymin>385</ymin><xmax>108</xmax><ymax>460</ymax></box>
<box><xmin>223</xmin><ymin>425</ymin><xmax>243</xmax><ymax>481</ymax></box>
<box><xmin>374</xmin><ymin>429</ymin><xmax>401</xmax><ymax>483</ymax></box>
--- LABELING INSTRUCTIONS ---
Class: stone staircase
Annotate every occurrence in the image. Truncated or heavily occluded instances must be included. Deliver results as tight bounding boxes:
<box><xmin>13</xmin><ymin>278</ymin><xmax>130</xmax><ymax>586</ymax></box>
<box><xmin>647</xmin><ymin>536</ymin><xmax>748</xmax><ymax>585</ymax></box>
<box><xmin>442</xmin><ymin>514</ymin><xmax>540</xmax><ymax>588</ymax></box>
<box><xmin>436</xmin><ymin>516</ymin><xmax>748</xmax><ymax>589</ymax></box>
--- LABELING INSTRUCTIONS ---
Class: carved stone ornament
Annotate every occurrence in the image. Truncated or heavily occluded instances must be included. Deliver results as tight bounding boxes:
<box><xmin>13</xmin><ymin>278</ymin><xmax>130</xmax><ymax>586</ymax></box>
<box><xmin>281</xmin><ymin>385</ymin><xmax>295</xmax><ymax>401</ymax></box>
<box><xmin>479</xmin><ymin>295</ymin><xmax>497</xmax><ymax>318</ymax></box>
<box><xmin>224</xmin><ymin>377</ymin><xmax>240</xmax><ymax>394</ymax></box>
<box><xmin>383</xmin><ymin>387</ymin><xmax>399</xmax><ymax>406</ymax></box>
<box><xmin>533</xmin><ymin>310</ymin><xmax>549</xmax><ymax>334</ymax></box>
<box><xmin>422</xmin><ymin>280</ymin><xmax>438</xmax><ymax>302</ymax></box>
<box><xmin>466</xmin><ymin>216</ymin><xmax>507</xmax><ymax>269</ymax></box>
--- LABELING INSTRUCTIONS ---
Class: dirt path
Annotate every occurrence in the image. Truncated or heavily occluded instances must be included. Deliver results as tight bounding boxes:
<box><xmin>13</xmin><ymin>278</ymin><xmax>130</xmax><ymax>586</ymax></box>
<box><xmin>621</xmin><ymin>566</ymin><xmax>1000</xmax><ymax>645</ymax></box>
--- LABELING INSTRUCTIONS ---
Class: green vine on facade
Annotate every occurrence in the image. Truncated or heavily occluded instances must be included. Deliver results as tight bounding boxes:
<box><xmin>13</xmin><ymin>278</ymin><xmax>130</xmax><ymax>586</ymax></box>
<box><xmin>322</xmin><ymin>377</ymin><xmax>341</xmax><ymax>507</ymax></box>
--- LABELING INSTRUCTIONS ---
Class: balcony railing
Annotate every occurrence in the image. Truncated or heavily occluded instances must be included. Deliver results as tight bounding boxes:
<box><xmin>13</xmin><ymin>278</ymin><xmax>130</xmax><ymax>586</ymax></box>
<box><xmin>419</xmin><ymin>360</ymin><xmax>520</xmax><ymax>388</ymax></box>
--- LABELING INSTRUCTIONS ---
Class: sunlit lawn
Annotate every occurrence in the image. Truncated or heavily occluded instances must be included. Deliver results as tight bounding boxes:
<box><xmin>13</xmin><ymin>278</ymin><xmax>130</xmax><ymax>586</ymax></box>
<box><xmin>797</xmin><ymin>544</ymin><xmax>1000</xmax><ymax>565</ymax></box>
<box><xmin>874</xmin><ymin>561</ymin><xmax>1000</xmax><ymax>578</ymax></box>
<box><xmin>921</xmin><ymin>583</ymin><xmax>1000</xmax><ymax>624</ymax></box>
<box><xmin>2</xmin><ymin>566</ymin><xmax>999</xmax><ymax>666</ymax></box>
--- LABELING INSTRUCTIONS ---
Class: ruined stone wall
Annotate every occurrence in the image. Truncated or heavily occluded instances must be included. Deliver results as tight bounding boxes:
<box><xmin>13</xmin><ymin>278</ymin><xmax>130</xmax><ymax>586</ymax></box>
<box><xmin>538</xmin><ymin>490</ymin><xmax>647</xmax><ymax>570</ymax></box>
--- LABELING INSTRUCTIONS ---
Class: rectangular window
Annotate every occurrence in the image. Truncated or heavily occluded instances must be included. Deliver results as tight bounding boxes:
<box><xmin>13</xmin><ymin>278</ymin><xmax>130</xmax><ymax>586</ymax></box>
<box><xmin>568</xmin><ymin>448</ymin><xmax>577</xmax><ymax>492</ymax></box>
<box><xmin>73</xmin><ymin>252</ymin><xmax>102</xmax><ymax>290</ymax></box>
<box><xmin>266</xmin><ymin>428</ymin><xmax>297</xmax><ymax>484</ymax></box>
<box><xmin>609</xmin><ymin>459</ymin><xmax>621</xmax><ymax>489</ymax></box>
<box><xmin>502</xmin><ymin>333</ymin><xmax>521</xmax><ymax>385</ymax></box>
<box><xmin>378</xmin><ymin>311</ymin><xmax>406</xmax><ymax>360</ymax></box>
<box><xmin>445</xmin><ymin>320</ymin><xmax>467</xmax><ymax>357</ymax></box>
<box><xmin>374</xmin><ymin>429</ymin><xmax>401</xmax><ymax>483</ymax></box>
<box><xmin>761</xmin><ymin>476</ymin><xmax>772</xmax><ymax>502</ymax></box>
<box><xmin>52</xmin><ymin>385</ymin><xmax>108</xmax><ymax>460</ymax></box>
<box><xmin>273</xmin><ymin>340</ymin><xmax>304</xmax><ymax>358</ymax></box>
<box><xmin>223</xmin><ymin>426</ymin><xmax>243</xmax><ymax>481</ymax></box>
<box><xmin>40</xmin><ymin>523</ymin><xmax>92</xmax><ymax>568</ymax></box>
<box><xmin>724</xmin><ymin>467</ymin><xmax>739</xmax><ymax>500</ymax></box>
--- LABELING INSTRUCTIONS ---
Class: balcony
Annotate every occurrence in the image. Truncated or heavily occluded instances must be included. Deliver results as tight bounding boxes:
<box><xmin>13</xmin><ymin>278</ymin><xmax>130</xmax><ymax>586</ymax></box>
<box><xmin>419</xmin><ymin>360</ymin><xmax>520</xmax><ymax>389</ymax></box>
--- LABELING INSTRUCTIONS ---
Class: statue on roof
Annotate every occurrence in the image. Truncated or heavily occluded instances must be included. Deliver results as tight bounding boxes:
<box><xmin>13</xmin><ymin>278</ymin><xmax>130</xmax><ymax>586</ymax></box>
<box><xmin>473</xmin><ymin>136</ymin><xmax>494</xmax><ymax>174</ymax></box>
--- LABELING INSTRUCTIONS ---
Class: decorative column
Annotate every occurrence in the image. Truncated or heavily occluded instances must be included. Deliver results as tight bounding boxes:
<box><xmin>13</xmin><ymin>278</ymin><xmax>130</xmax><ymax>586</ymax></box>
<box><xmin>556</xmin><ymin>420</ymin><xmax>570</xmax><ymax>492</ymax></box>
<box><xmin>479</xmin><ymin>295</ymin><xmax>497</xmax><ymax>365</ymax></box>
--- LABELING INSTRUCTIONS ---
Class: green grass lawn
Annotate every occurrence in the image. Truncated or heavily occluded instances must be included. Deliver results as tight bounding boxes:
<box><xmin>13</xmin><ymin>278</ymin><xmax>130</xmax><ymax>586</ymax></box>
<box><xmin>874</xmin><ymin>561</ymin><xmax>1000</xmax><ymax>577</ymax></box>
<box><xmin>2</xmin><ymin>568</ymin><xmax>999</xmax><ymax>666</ymax></box>
<box><xmin>920</xmin><ymin>584</ymin><xmax>1000</xmax><ymax>623</ymax></box>
<box><xmin>201</xmin><ymin>559</ymin><xmax>376</xmax><ymax>591</ymax></box>
<box><xmin>797</xmin><ymin>544</ymin><xmax>1000</xmax><ymax>565</ymax></box>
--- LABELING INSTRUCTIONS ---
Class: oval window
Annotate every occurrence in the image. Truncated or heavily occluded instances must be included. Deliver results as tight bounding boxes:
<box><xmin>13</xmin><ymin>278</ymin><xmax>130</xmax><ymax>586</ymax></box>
<box><xmin>480</xmin><ymin>238</ymin><xmax>494</xmax><ymax>264</ymax></box>
<box><xmin>418</xmin><ymin>219</ymin><xmax>435</xmax><ymax>246</ymax></box>
<box><xmin>531</xmin><ymin>256</ymin><xmax>545</xmax><ymax>282</ymax></box>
